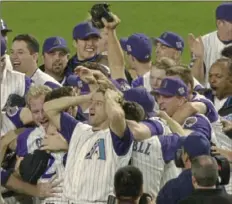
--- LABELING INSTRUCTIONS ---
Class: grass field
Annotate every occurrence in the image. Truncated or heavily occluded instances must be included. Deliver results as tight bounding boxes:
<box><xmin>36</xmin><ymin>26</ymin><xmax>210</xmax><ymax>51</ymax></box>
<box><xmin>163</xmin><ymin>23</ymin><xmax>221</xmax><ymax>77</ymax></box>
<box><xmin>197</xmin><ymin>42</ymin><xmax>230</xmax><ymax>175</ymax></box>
<box><xmin>2</xmin><ymin>1</ymin><xmax>221</xmax><ymax>64</ymax></box>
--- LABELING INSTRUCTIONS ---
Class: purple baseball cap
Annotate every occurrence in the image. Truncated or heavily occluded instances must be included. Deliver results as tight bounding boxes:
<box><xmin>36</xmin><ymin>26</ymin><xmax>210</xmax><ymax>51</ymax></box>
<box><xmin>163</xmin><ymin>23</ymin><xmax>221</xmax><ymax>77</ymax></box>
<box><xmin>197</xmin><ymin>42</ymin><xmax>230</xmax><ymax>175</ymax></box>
<box><xmin>179</xmin><ymin>132</ymin><xmax>211</xmax><ymax>158</ymax></box>
<box><xmin>120</xmin><ymin>33</ymin><xmax>152</xmax><ymax>61</ymax></box>
<box><xmin>216</xmin><ymin>3</ymin><xmax>232</xmax><ymax>22</ymax></box>
<box><xmin>123</xmin><ymin>87</ymin><xmax>155</xmax><ymax>118</ymax></box>
<box><xmin>152</xmin><ymin>77</ymin><xmax>188</xmax><ymax>98</ymax></box>
<box><xmin>1</xmin><ymin>37</ymin><xmax>6</xmax><ymax>56</ymax></box>
<box><xmin>73</xmin><ymin>22</ymin><xmax>101</xmax><ymax>40</ymax></box>
<box><xmin>154</xmin><ymin>31</ymin><xmax>184</xmax><ymax>52</ymax></box>
<box><xmin>42</xmin><ymin>37</ymin><xmax>69</xmax><ymax>54</ymax></box>
<box><xmin>0</xmin><ymin>19</ymin><xmax>12</xmax><ymax>32</ymax></box>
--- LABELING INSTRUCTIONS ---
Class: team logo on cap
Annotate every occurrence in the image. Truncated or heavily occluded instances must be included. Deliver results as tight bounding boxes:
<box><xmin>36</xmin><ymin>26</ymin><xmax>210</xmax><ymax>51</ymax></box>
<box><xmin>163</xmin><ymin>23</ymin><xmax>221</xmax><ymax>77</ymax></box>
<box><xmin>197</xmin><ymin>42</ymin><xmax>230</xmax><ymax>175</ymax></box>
<box><xmin>53</xmin><ymin>38</ymin><xmax>61</xmax><ymax>46</ymax></box>
<box><xmin>161</xmin><ymin>80</ymin><xmax>168</xmax><ymax>88</ymax></box>
<box><xmin>126</xmin><ymin>44</ymin><xmax>132</xmax><ymax>52</ymax></box>
<box><xmin>144</xmin><ymin>54</ymin><xmax>150</xmax><ymax>59</ymax></box>
<box><xmin>176</xmin><ymin>41</ymin><xmax>182</xmax><ymax>49</ymax></box>
<box><xmin>162</xmin><ymin>33</ymin><xmax>168</xmax><ymax>39</ymax></box>
<box><xmin>178</xmin><ymin>87</ymin><xmax>185</xmax><ymax>95</ymax></box>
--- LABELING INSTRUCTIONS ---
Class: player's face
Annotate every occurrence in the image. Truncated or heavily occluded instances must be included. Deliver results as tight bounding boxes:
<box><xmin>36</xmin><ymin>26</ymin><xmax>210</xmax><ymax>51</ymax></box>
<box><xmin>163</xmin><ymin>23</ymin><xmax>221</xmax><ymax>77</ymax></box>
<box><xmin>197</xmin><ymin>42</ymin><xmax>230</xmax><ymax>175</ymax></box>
<box><xmin>0</xmin><ymin>55</ymin><xmax>6</xmax><ymax>78</ymax></box>
<box><xmin>75</xmin><ymin>36</ymin><xmax>99</xmax><ymax>60</ymax></box>
<box><xmin>10</xmin><ymin>40</ymin><xmax>37</xmax><ymax>73</ymax></box>
<box><xmin>218</xmin><ymin>20</ymin><xmax>232</xmax><ymax>40</ymax></box>
<box><xmin>29</xmin><ymin>95</ymin><xmax>49</xmax><ymax>131</ymax></box>
<box><xmin>209</xmin><ymin>63</ymin><xmax>231</xmax><ymax>100</ymax></box>
<box><xmin>43</xmin><ymin>50</ymin><xmax>69</xmax><ymax>76</ymax></box>
<box><xmin>88</xmin><ymin>92</ymin><xmax>108</xmax><ymax>128</ymax></box>
<box><xmin>156</xmin><ymin>94</ymin><xmax>183</xmax><ymax>117</ymax></box>
<box><xmin>155</xmin><ymin>42</ymin><xmax>180</xmax><ymax>62</ymax></box>
<box><xmin>150</xmin><ymin>67</ymin><xmax>166</xmax><ymax>89</ymax></box>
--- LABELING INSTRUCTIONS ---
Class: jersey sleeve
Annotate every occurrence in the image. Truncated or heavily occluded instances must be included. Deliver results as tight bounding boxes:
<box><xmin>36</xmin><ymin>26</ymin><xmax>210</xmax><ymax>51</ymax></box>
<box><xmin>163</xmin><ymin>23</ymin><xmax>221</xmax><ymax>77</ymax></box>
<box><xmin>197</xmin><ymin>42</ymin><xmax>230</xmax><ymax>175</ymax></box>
<box><xmin>183</xmin><ymin>115</ymin><xmax>212</xmax><ymax>140</ymax></box>
<box><xmin>131</xmin><ymin>76</ymin><xmax>144</xmax><ymax>88</ymax></box>
<box><xmin>141</xmin><ymin>119</ymin><xmax>164</xmax><ymax>136</ymax></box>
<box><xmin>159</xmin><ymin>134</ymin><xmax>180</xmax><ymax>163</ymax></box>
<box><xmin>44</xmin><ymin>81</ymin><xmax>61</xmax><ymax>89</ymax></box>
<box><xmin>1</xmin><ymin>168</ymin><xmax>13</xmax><ymax>186</ymax></box>
<box><xmin>110</xmin><ymin>125</ymin><xmax>133</xmax><ymax>156</ymax></box>
<box><xmin>16</xmin><ymin>128</ymin><xmax>34</xmax><ymax>157</ymax></box>
<box><xmin>6</xmin><ymin>107</ymin><xmax>24</xmax><ymax>128</ymax></box>
<box><xmin>60</xmin><ymin>112</ymin><xmax>79</xmax><ymax>143</ymax></box>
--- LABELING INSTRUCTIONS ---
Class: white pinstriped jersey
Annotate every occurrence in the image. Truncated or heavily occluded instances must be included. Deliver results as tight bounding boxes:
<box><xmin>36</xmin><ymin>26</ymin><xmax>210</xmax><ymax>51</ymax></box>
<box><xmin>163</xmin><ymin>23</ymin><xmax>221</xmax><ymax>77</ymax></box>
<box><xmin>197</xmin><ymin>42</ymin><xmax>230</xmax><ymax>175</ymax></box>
<box><xmin>132</xmin><ymin>136</ymin><xmax>164</xmax><ymax>198</ymax></box>
<box><xmin>16</xmin><ymin>126</ymin><xmax>67</xmax><ymax>204</ymax></box>
<box><xmin>31</xmin><ymin>68</ymin><xmax>62</xmax><ymax>89</ymax></box>
<box><xmin>61</xmin><ymin>113</ymin><xmax>133</xmax><ymax>204</ymax></box>
<box><xmin>131</xmin><ymin>71</ymin><xmax>152</xmax><ymax>92</ymax></box>
<box><xmin>5</xmin><ymin>54</ymin><xmax>13</xmax><ymax>71</ymax></box>
<box><xmin>202</xmin><ymin>31</ymin><xmax>232</xmax><ymax>87</ymax></box>
<box><xmin>1</xmin><ymin>69</ymin><xmax>30</xmax><ymax>110</ymax></box>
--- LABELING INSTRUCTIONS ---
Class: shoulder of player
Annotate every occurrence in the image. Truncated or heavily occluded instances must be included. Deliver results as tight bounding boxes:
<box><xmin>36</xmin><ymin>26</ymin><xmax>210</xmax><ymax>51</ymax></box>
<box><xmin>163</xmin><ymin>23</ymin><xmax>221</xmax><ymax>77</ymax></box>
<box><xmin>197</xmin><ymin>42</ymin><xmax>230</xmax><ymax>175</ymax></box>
<box><xmin>201</xmin><ymin>30</ymin><xmax>217</xmax><ymax>40</ymax></box>
<box><xmin>6</xmin><ymin>69</ymin><xmax>26</xmax><ymax>79</ymax></box>
<box><xmin>17</xmin><ymin>127</ymin><xmax>36</xmax><ymax>142</ymax></box>
<box><xmin>33</xmin><ymin>69</ymin><xmax>61</xmax><ymax>86</ymax></box>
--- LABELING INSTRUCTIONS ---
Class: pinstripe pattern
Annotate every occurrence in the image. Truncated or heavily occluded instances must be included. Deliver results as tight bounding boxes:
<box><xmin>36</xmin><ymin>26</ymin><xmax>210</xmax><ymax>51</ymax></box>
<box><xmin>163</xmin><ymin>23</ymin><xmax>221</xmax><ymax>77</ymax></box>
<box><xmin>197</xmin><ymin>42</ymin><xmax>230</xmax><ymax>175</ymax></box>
<box><xmin>201</xmin><ymin>31</ymin><xmax>232</xmax><ymax>87</ymax></box>
<box><xmin>1</xmin><ymin>69</ymin><xmax>26</xmax><ymax>110</ymax></box>
<box><xmin>63</xmin><ymin>123</ymin><xmax>132</xmax><ymax>204</ymax></box>
<box><xmin>131</xmin><ymin>136</ymin><xmax>164</xmax><ymax>198</ymax></box>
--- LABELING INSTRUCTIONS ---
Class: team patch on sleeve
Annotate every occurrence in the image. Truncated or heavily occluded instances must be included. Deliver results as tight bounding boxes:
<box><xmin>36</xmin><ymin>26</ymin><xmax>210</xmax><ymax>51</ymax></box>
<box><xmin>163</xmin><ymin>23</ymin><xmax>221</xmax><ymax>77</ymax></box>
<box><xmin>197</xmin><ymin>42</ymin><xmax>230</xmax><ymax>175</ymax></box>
<box><xmin>183</xmin><ymin>117</ymin><xmax>197</xmax><ymax>128</ymax></box>
<box><xmin>6</xmin><ymin>106</ymin><xmax>19</xmax><ymax>117</ymax></box>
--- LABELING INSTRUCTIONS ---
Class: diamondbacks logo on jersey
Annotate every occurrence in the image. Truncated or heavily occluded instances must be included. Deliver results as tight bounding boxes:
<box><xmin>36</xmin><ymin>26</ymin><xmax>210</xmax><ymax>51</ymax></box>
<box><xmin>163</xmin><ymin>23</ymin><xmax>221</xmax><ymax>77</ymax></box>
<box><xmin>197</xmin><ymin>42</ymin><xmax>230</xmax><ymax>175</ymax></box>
<box><xmin>85</xmin><ymin>139</ymin><xmax>106</xmax><ymax>160</ymax></box>
<box><xmin>184</xmin><ymin>117</ymin><xmax>197</xmax><ymax>128</ymax></box>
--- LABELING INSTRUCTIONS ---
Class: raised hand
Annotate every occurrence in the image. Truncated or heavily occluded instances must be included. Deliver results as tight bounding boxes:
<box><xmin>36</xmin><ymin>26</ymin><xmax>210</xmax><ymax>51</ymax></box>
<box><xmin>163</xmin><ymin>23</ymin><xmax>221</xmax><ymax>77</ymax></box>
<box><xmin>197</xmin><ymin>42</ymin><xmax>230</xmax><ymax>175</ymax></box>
<box><xmin>188</xmin><ymin>33</ymin><xmax>204</xmax><ymax>58</ymax></box>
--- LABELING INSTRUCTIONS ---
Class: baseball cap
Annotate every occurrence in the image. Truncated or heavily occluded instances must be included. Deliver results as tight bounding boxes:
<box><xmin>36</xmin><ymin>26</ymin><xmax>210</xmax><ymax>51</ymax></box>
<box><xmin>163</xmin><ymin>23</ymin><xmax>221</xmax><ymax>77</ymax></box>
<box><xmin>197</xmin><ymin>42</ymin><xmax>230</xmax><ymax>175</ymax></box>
<box><xmin>152</xmin><ymin>77</ymin><xmax>188</xmax><ymax>98</ymax></box>
<box><xmin>73</xmin><ymin>22</ymin><xmax>101</xmax><ymax>40</ymax></box>
<box><xmin>154</xmin><ymin>31</ymin><xmax>184</xmax><ymax>52</ymax></box>
<box><xmin>180</xmin><ymin>133</ymin><xmax>211</xmax><ymax>158</ymax></box>
<box><xmin>0</xmin><ymin>19</ymin><xmax>12</xmax><ymax>32</ymax></box>
<box><xmin>216</xmin><ymin>3</ymin><xmax>232</xmax><ymax>22</ymax></box>
<box><xmin>1</xmin><ymin>37</ymin><xmax>6</xmax><ymax>56</ymax></box>
<box><xmin>120</xmin><ymin>33</ymin><xmax>152</xmax><ymax>62</ymax></box>
<box><xmin>123</xmin><ymin>87</ymin><xmax>155</xmax><ymax>118</ymax></box>
<box><xmin>42</xmin><ymin>36</ymin><xmax>69</xmax><ymax>54</ymax></box>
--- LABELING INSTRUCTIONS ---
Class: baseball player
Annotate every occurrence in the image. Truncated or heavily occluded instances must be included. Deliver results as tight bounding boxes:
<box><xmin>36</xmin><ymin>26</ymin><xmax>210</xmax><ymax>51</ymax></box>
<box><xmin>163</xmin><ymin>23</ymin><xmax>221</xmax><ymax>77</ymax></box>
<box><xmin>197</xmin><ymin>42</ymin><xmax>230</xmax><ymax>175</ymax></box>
<box><xmin>43</xmin><ymin>86</ymin><xmax>136</xmax><ymax>204</ymax></box>
<box><xmin>153</xmin><ymin>77</ymin><xmax>214</xmax><ymax>141</ymax></box>
<box><xmin>1</xmin><ymin>37</ymin><xmax>33</xmax><ymax>111</ymax></box>
<box><xmin>39</xmin><ymin>37</ymin><xmax>69</xmax><ymax>85</ymax></box>
<box><xmin>190</xmin><ymin>3</ymin><xmax>232</xmax><ymax>87</ymax></box>
<box><xmin>15</xmin><ymin>85</ymin><xmax>70</xmax><ymax>204</ymax></box>
<box><xmin>10</xmin><ymin>34</ymin><xmax>61</xmax><ymax>89</ymax></box>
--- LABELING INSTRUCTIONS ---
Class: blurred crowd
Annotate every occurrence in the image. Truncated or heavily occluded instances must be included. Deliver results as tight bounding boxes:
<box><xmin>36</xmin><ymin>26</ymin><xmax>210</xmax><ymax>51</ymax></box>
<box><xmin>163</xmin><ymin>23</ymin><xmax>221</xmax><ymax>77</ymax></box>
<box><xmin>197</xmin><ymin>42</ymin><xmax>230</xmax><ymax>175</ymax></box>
<box><xmin>1</xmin><ymin>2</ymin><xmax>232</xmax><ymax>204</ymax></box>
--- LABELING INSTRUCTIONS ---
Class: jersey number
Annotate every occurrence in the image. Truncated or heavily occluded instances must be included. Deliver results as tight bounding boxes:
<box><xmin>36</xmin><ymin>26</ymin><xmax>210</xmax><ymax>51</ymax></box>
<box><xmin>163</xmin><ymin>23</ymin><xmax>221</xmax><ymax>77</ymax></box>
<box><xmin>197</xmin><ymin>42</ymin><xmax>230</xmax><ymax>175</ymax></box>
<box><xmin>85</xmin><ymin>139</ymin><xmax>106</xmax><ymax>160</ymax></box>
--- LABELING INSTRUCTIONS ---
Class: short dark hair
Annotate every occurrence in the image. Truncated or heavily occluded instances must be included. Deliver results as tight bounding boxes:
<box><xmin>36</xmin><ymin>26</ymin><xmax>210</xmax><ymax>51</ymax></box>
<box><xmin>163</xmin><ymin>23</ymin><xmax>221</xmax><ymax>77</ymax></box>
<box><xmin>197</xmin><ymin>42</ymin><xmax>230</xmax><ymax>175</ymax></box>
<box><xmin>221</xmin><ymin>45</ymin><xmax>232</xmax><ymax>59</ymax></box>
<box><xmin>114</xmin><ymin>166</ymin><xmax>143</xmax><ymax>200</ymax></box>
<box><xmin>12</xmin><ymin>34</ymin><xmax>39</xmax><ymax>54</ymax></box>
<box><xmin>191</xmin><ymin>155</ymin><xmax>218</xmax><ymax>187</ymax></box>
<box><xmin>45</xmin><ymin>86</ymin><xmax>74</xmax><ymax>102</ymax></box>
<box><xmin>122</xmin><ymin>101</ymin><xmax>145</xmax><ymax>122</ymax></box>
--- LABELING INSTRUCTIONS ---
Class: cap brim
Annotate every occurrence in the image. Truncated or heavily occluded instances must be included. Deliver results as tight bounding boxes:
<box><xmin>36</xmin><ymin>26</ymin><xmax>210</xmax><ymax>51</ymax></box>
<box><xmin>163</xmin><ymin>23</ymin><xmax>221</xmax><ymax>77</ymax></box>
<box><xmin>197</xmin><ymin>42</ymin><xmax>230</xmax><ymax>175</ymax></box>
<box><xmin>47</xmin><ymin>46</ymin><xmax>70</xmax><ymax>53</ymax></box>
<box><xmin>79</xmin><ymin>32</ymin><xmax>101</xmax><ymax>40</ymax></box>
<box><xmin>151</xmin><ymin>88</ymin><xmax>175</xmax><ymax>97</ymax></box>
<box><xmin>119</xmin><ymin>38</ymin><xmax>128</xmax><ymax>51</ymax></box>
<box><xmin>154</xmin><ymin>38</ymin><xmax>173</xmax><ymax>48</ymax></box>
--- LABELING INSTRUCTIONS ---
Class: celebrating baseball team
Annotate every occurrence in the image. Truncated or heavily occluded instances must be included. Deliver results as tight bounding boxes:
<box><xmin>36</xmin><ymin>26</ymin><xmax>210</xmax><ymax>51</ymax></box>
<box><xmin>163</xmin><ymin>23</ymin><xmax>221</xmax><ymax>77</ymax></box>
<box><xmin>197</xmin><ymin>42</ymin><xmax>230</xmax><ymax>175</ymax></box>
<box><xmin>1</xmin><ymin>2</ymin><xmax>232</xmax><ymax>204</ymax></box>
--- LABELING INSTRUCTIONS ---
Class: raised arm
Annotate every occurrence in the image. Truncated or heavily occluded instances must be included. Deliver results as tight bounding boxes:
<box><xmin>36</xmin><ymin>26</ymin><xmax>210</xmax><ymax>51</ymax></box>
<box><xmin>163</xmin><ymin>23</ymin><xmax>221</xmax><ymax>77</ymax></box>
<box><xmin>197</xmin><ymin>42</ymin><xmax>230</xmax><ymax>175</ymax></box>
<box><xmin>105</xmin><ymin>89</ymin><xmax>126</xmax><ymax>137</ymax></box>
<box><xmin>102</xmin><ymin>14</ymin><xmax>126</xmax><ymax>80</ymax></box>
<box><xmin>43</xmin><ymin>94</ymin><xmax>92</xmax><ymax>130</ymax></box>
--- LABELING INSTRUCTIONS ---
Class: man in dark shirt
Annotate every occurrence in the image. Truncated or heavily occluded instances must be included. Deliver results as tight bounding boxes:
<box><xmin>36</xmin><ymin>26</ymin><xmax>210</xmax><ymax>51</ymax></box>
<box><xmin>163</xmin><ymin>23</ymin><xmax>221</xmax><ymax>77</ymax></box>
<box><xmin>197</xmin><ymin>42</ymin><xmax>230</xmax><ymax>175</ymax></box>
<box><xmin>179</xmin><ymin>155</ymin><xmax>232</xmax><ymax>204</ymax></box>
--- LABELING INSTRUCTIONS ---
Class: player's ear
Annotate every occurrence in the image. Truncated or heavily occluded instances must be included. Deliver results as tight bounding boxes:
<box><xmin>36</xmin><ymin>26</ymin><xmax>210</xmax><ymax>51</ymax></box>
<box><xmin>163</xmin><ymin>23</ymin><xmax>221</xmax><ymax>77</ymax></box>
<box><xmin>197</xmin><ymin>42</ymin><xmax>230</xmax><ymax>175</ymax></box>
<box><xmin>73</xmin><ymin>39</ymin><xmax>78</xmax><ymax>48</ymax></box>
<box><xmin>32</xmin><ymin>52</ymin><xmax>39</xmax><ymax>62</ymax></box>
